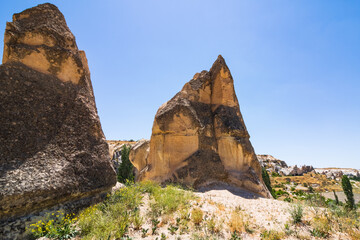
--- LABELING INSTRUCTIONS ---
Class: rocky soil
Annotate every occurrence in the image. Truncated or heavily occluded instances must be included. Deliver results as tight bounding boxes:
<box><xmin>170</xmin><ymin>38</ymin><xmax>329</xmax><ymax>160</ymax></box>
<box><xmin>126</xmin><ymin>184</ymin><xmax>351</xmax><ymax>240</ymax></box>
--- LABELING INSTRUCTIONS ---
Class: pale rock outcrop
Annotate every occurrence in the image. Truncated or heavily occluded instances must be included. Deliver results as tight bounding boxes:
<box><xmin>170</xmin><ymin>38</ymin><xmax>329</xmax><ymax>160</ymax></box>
<box><xmin>0</xmin><ymin>4</ymin><xmax>116</xmax><ymax>238</ymax></box>
<box><xmin>130</xmin><ymin>56</ymin><xmax>271</xmax><ymax>198</ymax></box>
<box><xmin>129</xmin><ymin>139</ymin><xmax>150</xmax><ymax>179</ymax></box>
<box><xmin>258</xmin><ymin>154</ymin><xmax>315</xmax><ymax>176</ymax></box>
<box><xmin>315</xmin><ymin>168</ymin><xmax>360</xmax><ymax>180</ymax></box>
<box><xmin>108</xmin><ymin>140</ymin><xmax>136</xmax><ymax>172</ymax></box>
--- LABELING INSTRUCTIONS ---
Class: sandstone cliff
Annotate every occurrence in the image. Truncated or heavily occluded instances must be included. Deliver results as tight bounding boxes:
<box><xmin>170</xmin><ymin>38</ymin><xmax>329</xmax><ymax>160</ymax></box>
<box><xmin>130</xmin><ymin>56</ymin><xmax>271</xmax><ymax>198</ymax></box>
<box><xmin>0</xmin><ymin>3</ymin><xmax>116</xmax><ymax>238</ymax></box>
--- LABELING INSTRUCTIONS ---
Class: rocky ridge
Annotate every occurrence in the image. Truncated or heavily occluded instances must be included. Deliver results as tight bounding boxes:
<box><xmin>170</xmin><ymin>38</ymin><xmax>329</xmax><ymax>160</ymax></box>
<box><xmin>258</xmin><ymin>154</ymin><xmax>314</xmax><ymax>176</ymax></box>
<box><xmin>258</xmin><ymin>154</ymin><xmax>360</xmax><ymax>180</ymax></box>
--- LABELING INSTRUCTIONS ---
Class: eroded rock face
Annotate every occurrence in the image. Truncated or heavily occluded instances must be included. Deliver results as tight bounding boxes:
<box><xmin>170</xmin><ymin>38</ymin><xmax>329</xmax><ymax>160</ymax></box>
<box><xmin>0</xmin><ymin>3</ymin><xmax>116</xmax><ymax>238</ymax></box>
<box><xmin>130</xmin><ymin>56</ymin><xmax>271</xmax><ymax>198</ymax></box>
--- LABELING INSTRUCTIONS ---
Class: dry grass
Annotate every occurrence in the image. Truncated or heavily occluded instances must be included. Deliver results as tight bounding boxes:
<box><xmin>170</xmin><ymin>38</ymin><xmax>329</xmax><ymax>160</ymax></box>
<box><xmin>191</xmin><ymin>207</ymin><xmax>204</xmax><ymax>225</ymax></box>
<box><xmin>228</xmin><ymin>210</ymin><xmax>245</xmax><ymax>233</ymax></box>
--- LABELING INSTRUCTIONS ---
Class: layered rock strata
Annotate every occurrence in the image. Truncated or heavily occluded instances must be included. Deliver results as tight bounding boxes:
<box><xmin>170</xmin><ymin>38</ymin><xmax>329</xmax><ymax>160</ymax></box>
<box><xmin>0</xmin><ymin>3</ymin><xmax>116</xmax><ymax>238</ymax></box>
<box><xmin>130</xmin><ymin>56</ymin><xmax>271</xmax><ymax>198</ymax></box>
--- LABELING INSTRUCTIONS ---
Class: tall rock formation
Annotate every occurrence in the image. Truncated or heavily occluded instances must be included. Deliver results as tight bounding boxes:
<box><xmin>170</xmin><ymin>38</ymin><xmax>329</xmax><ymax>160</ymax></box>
<box><xmin>0</xmin><ymin>3</ymin><xmax>116</xmax><ymax>238</ymax></box>
<box><xmin>130</xmin><ymin>56</ymin><xmax>271</xmax><ymax>198</ymax></box>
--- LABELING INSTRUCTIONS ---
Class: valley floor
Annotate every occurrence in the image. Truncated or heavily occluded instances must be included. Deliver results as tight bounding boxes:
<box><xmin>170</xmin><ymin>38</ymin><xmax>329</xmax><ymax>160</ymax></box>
<box><xmin>30</xmin><ymin>181</ymin><xmax>360</xmax><ymax>240</ymax></box>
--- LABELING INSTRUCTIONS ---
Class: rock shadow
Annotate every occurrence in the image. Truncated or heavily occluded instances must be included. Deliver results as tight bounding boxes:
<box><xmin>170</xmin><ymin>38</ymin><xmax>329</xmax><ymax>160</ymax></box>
<box><xmin>196</xmin><ymin>182</ymin><xmax>264</xmax><ymax>200</ymax></box>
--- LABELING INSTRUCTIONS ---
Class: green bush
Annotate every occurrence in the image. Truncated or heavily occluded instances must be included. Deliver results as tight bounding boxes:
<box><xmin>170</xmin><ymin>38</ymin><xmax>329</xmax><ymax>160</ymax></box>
<box><xmin>289</xmin><ymin>204</ymin><xmax>303</xmax><ymax>224</ymax></box>
<box><xmin>117</xmin><ymin>144</ymin><xmax>134</xmax><ymax>183</ymax></box>
<box><xmin>260</xmin><ymin>229</ymin><xmax>285</xmax><ymax>240</ymax></box>
<box><xmin>303</xmin><ymin>193</ymin><xmax>327</xmax><ymax>207</ymax></box>
<box><xmin>262</xmin><ymin>167</ymin><xmax>275</xmax><ymax>198</ymax></box>
<box><xmin>274</xmin><ymin>189</ymin><xmax>289</xmax><ymax>198</ymax></box>
<box><xmin>271</xmin><ymin>171</ymin><xmax>282</xmax><ymax>177</ymax></box>
<box><xmin>77</xmin><ymin>181</ymin><xmax>195</xmax><ymax>239</ymax></box>
<box><xmin>150</xmin><ymin>184</ymin><xmax>194</xmax><ymax>215</ymax></box>
<box><xmin>191</xmin><ymin>208</ymin><xmax>204</xmax><ymax>225</ymax></box>
<box><xmin>77</xmin><ymin>185</ymin><xmax>143</xmax><ymax>239</ymax></box>
<box><xmin>27</xmin><ymin>211</ymin><xmax>78</xmax><ymax>240</ymax></box>
<box><xmin>341</xmin><ymin>175</ymin><xmax>355</xmax><ymax>210</ymax></box>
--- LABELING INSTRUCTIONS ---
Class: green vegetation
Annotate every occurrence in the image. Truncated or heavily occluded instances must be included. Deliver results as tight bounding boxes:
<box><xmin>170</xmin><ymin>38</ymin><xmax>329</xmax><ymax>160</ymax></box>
<box><xmin>27</xmin><ymin>211</ymin><xmax>78</xmax><ymax>240</ymax></box>
<box><xmin>76</xmin><ymin>181</ymin><xmax>195</xmax><ymax>239</ymax></box>
<box><xmin>191</xmin><ymin>207</ymin><xmax>204</xmax><ymax>225</ymax></box>
<box><xmin>260</xmin><ymin>229</ymin><xmax>285</xmax><ymax>240</ymax></box>
<box><xmin>333</xmin><ymin>190</ymin><xmax>339</xmax><ymax>205</ymax></box>
<box><xmin>117</xmin><ymin>144</ymin><xmax>134</xmax><ymax>183</ymax></box>
<box><xmin>289</xmin><ymin>204</ymin><xmax>303</xmax><ymax>224</ymax></box>
<box><xmin>229</xmin><ymin>231</ymin><xmax>242</xmax><ymax>240</ymax></box>
<box><xmin>27</xmin><ymin>169</ymin><xmax>360</xmax><ymax>240</ymax></box>
<box><xmin>271</xmin><ymin>171</ymin><xmax>282</xmax><ymax>177</ymax></box>
<box><xmin>262</xmin><ymin>167</ymin><xmax>275</xmax><ymax>198</ymax></box>
<box><xmin>341</xmin><ymin>175</ymin><xmax>355</xmax><ymax>210</ymax></box>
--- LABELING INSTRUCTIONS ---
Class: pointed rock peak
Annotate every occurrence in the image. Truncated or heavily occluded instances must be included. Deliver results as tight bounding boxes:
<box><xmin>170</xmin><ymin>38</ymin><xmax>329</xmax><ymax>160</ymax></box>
<box><xmin>9</xmin><ymin>2</ymin><xmax>75</xmax><ymax>51</ymax></box>
<box><xmin>13</xmin><ymin>3</ymin><xmax>63</xmax><ymax>22</ymax></box>
<box><xmin>3</xmin><ymin>2</ymin><xmax>84</xmax><ymax>83</ymax></box>
<box><xmin>209</xmin><ymin>54</ymin><xmax>230</xmax><ymax>76</ymax></box>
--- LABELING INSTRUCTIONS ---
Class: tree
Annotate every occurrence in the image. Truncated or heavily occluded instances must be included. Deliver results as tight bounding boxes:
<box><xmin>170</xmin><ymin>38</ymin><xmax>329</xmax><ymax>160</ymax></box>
<box><xmin>262</xmin><ymin>168</ymin><xmax>275</xmax><ymax>198</ymax></box>
<box><xmin>117</xmin><ymin>144</ymin><xmax>134</xmax><ymax>183</ymax></box>
<box><xmin>333</xmin><ymin>190</ymin><xmax>339</xmax><ymax>205</ymax></box>
<box><xmin>341</xmin><ymin>175</ymin><xmax>355</xmax><ymax>210</ymax></box>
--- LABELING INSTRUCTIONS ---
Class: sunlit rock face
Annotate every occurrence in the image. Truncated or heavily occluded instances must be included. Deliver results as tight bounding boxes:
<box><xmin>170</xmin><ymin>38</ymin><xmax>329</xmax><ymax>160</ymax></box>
<box><xmin>2</xmin><ymin>3</ymin><xmax>86</xmax><ymax>83</ymax></box>
<box><xmin>0</xmin><ymin>3</ymin><xmax>116</xmax><ymax>238</ymax></box>
<box><xmin>130</xmin><ymin>55</ymin><xmax>271</xmax><ymax>198</ymax></box>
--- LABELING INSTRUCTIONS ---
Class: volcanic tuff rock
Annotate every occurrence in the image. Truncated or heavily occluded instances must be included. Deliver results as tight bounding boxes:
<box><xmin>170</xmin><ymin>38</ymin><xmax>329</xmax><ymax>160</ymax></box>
<box><xmin>0</xmin><ymin>3</ymin><xmax>116</xmax><ymax>237</ymax></box>
<box><xmin>130</xmin><ymin>56</ymin><xmax>271</xmax><ymax>198</ymax></box>
<box><xmin>258</xmin><ymin>154</ymin><xmax>315</xmax><ymax>176</ymax></box>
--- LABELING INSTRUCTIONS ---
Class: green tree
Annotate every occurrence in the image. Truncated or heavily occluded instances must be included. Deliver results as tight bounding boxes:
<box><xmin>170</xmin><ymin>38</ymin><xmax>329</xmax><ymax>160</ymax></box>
<box><xmin>341</xmin><ymin>175</ymin><xmax>355</xmax><ymax>210</ymax></box>
<box><xmin>262</xmin><ymin>168</ymin><xmax>275</xmax><ymax>198</ymax></box>
<box><xmin>333</xmin><ymin>190</ymin><xmax>339</xmax><ymax>205</ymax></box>
<box><xmin>117</xmin><ymin>145</ymin><xmax>134</xmax><ymax>183</ymax></box>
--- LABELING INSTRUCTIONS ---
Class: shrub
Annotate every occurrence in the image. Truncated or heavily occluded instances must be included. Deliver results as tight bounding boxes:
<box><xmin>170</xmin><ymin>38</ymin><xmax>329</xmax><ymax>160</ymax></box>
<box><xmin>260</xmin><ymin>229</ymin><xmax>285</xmax><ymax>240</ymax></box>
<box><xmin>27</xmin><ymin>211</ymin><xmax>78</xmax><ymax>240</ymax></box>
<box><xmin>117</xmin><ymin>144</ymin><xmax>134</xmax><ymax>183</ymax></box>
<box><xmin>191</xmin><ymin>207</ymin><xmax>203</xmax><ymax>225</ymax></box>
<box><xmin>206</xmin><ymin>215</ymin><xmax>222</xmax><ymax>233</ymax></box>
<box><xmin>228</xmin><ymin>211</ymin><xmax>245</xmax><ymax>233</ymax></box>
<box><xmin>151</xmin><ymin>218</ymin><xmax>160</xmax><ymax>235</ymax></box>
<box><xmin>168</xmin><ymin>224</ymin><xmax>178</xmax><ymax>235</ymax></box>
<box><xmin>303</xmin><ymin>193</ymin><xmax>327</xmax><ymax>207</ymax></box>
<box><xmin>341</xmin><ymin>175</ymin><xmax>355</xmax><ymax>210</ymax></box>
<box><xmin>289</xmin><ymin>204</ymin><xmax>303</xmax><ymax>224</ymax></box>
<box><xmin>262</xmin><ymin>167</ymin><xmax>275</xmax><ymax>198</ymax></box>
<box><xmin>230</xmin><ymin>231</ymin><xmax>242</xmax><ymax>240</ymax></box>
<box><xmin>271</xmin><ymin>171</ymin><xmax>282</xmax><ymax>177</ymax></box>
<box><xmin>141</xmin><ymin>228</ymin><xmax>148</xmax><ymax>238</ymax></box>
<box><xmin>333</xmin><ymin>190</ymin><xmax>339</xmax><ymax>205</ymax></box>
<box><xmin>274</xmin><ymin>189</ymin><xmax>289</xmax><ymax>199</ymax></box>
<box><xmin>310</xmin><ymin>216</ymin><xmax>331</xmax><ymax>238</ymax></box>
<box><xmin>77</xmin><ymin>184</ymin><xmax>143</xmax><ymax>239</ymax></box>
<box><xmin>150</xmin><ymin>184</ymin><xmax>194</xmax><ymax>215</ymax></box>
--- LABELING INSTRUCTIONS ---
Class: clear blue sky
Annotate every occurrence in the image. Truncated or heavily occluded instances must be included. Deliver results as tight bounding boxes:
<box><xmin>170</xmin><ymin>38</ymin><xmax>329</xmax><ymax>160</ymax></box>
<box><xmin>1</xmin><ymin>1</ymin><xmax>359</xmax><ymax>169</ymax></box>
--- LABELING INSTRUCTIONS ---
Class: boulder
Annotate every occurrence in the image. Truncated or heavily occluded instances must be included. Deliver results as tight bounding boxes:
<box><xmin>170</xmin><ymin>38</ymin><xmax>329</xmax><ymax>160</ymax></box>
<box><xmin>130</xmin><ymin>56</ymin><xmax>271</xmax><ymax>198</ymax></box>
<box><xmin>0</xmin><ymin>3</ymin><xmax>116</xmax><ymax>238</ymax></box>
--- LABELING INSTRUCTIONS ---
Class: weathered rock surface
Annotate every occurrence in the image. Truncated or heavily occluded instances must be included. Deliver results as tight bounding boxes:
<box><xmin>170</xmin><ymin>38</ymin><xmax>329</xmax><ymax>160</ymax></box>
<box><xmin>108</xmin><ymin>140</ymin><xmax>137</xmax><ymax>173</ymax></box>
<box><xmin>129</xmin><ymin>139</ymin><xmax>150</xmax><ymax>179</ymax></box>
<box><xmin>0</xmin><ymin>3</ymin><xmax>116</xmax><ymax>238</ymax></box>
<box><xmin>130</xmin><ymin>56</ymin><xmax>271</xmax><ymax>198</ymax></box>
